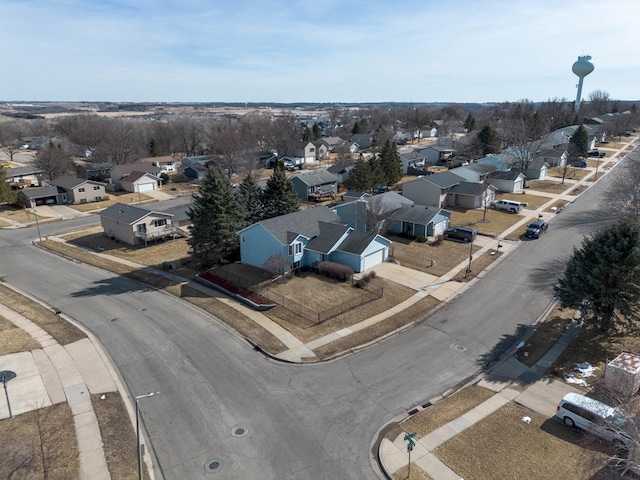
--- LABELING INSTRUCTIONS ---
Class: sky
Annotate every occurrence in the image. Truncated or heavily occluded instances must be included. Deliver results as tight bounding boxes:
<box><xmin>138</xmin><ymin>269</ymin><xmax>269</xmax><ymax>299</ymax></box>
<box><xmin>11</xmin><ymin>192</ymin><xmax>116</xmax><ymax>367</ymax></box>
<box><xmin>2</xmin><ymin>0</ymin><xmax>639</xmax><ymax>104</ymax></box>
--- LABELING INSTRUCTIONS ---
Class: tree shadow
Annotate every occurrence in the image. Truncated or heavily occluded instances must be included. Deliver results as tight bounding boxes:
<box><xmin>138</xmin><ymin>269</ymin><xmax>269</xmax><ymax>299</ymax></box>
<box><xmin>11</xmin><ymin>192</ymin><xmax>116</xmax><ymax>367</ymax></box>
<box><xmin>70</xmin><ymin>276</ymin><xmax>153</xmax><ymax>297</ymax></box>
<box><xmin>477</xmin><ymin>322</ymin><xmax>531</xmax><ymax>370</ymax></box>
<box><xmin>527</xmin><ymin>257</ymin><xmax>569</xmax><ymax>293</ymax></box>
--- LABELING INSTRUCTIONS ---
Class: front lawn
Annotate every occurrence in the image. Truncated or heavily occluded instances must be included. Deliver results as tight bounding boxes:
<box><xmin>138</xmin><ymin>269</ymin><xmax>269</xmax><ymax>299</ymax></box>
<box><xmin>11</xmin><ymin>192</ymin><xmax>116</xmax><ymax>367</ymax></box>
<box><xmin>448</xmin><ymin>207</ymin><xmax>523</xmax><ymax>237</ymax></box>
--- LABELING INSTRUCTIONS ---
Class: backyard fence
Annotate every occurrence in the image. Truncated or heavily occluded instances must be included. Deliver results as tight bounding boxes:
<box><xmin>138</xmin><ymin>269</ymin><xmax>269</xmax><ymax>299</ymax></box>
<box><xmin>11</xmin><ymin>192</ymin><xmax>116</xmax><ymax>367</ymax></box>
<box><xmin>212</xmin><ymin>268</ymin><xmax>384</xmax><ymax>325</ymax></box>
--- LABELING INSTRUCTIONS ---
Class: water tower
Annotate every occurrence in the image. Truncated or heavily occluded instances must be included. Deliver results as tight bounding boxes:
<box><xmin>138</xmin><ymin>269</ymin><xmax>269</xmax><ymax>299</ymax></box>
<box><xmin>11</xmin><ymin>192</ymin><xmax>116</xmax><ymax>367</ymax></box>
<box><xmin>572</xmin><ymin>55</ymin><xmax>594</xmax><ymax>109</ymax></box>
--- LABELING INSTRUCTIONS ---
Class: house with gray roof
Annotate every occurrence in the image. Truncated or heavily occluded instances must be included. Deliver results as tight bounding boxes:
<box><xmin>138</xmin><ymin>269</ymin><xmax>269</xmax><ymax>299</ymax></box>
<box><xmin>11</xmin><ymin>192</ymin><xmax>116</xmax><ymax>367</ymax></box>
<box><xmin>326</xmin><ymin>164</ymin><xmax>354</xmax><ymax>185</ymax></box>
<box><xmin>6</xmin><ymin>166</ymin><xmax>44</xmax><ymax>188</ymax></box>
<box><xmin>333</xmin><ymin>191</ymin><xmax>414</xmax><ymax>232</ymax></box>
<box><xmin>99</xmin><ymin>203</ymin><xmax>179</xmax><ymax>245</ymax></box>
<box><xmin>16</xmin><ymin>186</ymin><xmax>61</xmax><ymax>208</ymax></box>
<box><xmin>290</xmin><ymin>169</ymin><xmax>338</xmax><ymax>201</ymax></box>
<box><xmin>76</xmin><ymin>162</ymin><xmax>114</xmax><ymax>182</ymax></box>
<box><xmin>402</xmin><ymin>171</ymin><xmax>495</xmax><ymax>208</ymax></box>
<box><xmin>50</xmin><ymin>176</ymin><xmax>107</xmax><ymax>204</ymax></box>
<box><xmin>385</xmin><ymin>204</ymin><xmax>451</xmax><ymax>237</ymax></box>
<box><xmin>237</xmin><ymin>206</ymin><xmax>390</xmax><ymax>273</ymax></box>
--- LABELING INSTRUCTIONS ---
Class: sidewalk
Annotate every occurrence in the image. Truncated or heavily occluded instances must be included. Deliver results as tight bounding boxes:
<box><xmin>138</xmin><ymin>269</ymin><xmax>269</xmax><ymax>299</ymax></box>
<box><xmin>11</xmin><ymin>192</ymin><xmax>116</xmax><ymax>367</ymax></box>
<box><xmin>379</xmin><ymin>317</ymin><xmax>582</xmax><ymax>479</ymax></box>
<box><xmin>0</xmin><ymin>296</ymin><xmax>152</xmax><ymax>480</ymax></box>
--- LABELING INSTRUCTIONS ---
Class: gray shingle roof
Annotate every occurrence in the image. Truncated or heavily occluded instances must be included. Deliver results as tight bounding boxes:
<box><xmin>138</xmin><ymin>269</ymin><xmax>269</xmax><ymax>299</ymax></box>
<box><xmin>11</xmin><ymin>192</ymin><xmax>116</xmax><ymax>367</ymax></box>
<box><xmin>449</xmin><ymin>181</ymin><xmax>490</xmax><ymax>196</ymax></box>
<box><xmin>290</xmin><ymin>169</ymin><xmax>337</xmax><ymax>187</ymax></box>
<box><xmin>6</xmin><ymin>166</ymin><xmax>44</xmax><ymax>177</ymax></box>
<box><xmin>337</xmin><ymin>230</ymin><xmax>378</xmax><ymax>255</ymax></box>
<box><xmin>387</xmin><ymin>204</ymin><xmax>441</xmax><ymax>225</ymax></box>
<box><xmin>306</xmin><ymin>221</ymin><xmax>350</xmax><ymax>254</ymax></box>
<box><xmin>50</xmin><ymin>176</ymin><xmax>103</xmax><ymax>189</ymax></box>
<box><xmin>19</xmin><ymin>186</ymin><xmax>59</xmax><ymax>199</ymax></box>
<box><xmin>99</xmin><ymin>203</ymin><xmax>172</xmax><ymax>224</ymax></box>
<box><xmin>253</xmin><ymin>207</ymin><xmax>343</xmax><ymax>244</ymax></box>
<box><xmin>422</xmin><ymin>171</ymin><xmax>463</xmax><ymax>189</ymax></box>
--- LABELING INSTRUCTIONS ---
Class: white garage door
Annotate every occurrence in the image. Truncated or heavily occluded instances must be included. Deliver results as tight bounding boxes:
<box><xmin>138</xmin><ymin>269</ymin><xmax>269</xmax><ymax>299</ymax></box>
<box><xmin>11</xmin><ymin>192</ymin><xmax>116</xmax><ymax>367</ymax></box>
<box><xmin>137</xmin><ymin>183</ymin><xmax>155</xmax><ymax>192</ymax></box>
<box><xmin>433</xmin><ymin>221</ymin><xmax>446</xmax><ymax>236</ymax></box>
<box><xmin>363</xmin><ymin>249</ymin><xmax>384</xmax><ymax>271</ymax></box>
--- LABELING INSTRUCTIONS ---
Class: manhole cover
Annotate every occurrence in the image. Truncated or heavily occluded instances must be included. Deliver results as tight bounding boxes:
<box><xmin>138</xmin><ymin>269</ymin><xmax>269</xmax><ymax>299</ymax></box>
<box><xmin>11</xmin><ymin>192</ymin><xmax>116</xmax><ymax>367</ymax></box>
<box><xmin>452</xmin><ymin>344</ymin><xmax>467</xmax><ymax>352</ymax></box>
<box><xmin>204</xmin><ymin>458</ymin><xmax>223</xmax><ymax>473</ymax></box>
<box><xmin>231</xmin><ymin>425</ymin><xmax>249</xmax><ymax>437</ymax></box>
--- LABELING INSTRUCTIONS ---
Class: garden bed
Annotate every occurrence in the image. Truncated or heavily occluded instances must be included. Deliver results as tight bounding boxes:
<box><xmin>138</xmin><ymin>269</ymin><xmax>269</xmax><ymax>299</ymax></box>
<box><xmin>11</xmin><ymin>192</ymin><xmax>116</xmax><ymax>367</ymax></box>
<box><xmin>196</xmin><ymin>272</ymin><xmax>277</xmax><ymax>310</ymax></box>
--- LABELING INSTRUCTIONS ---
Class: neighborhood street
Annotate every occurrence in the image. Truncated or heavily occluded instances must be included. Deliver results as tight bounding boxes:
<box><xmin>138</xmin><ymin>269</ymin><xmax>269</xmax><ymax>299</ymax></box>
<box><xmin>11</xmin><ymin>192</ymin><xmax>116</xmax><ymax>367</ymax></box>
<box><xmin>0</xmin><ymin>157</ymin><xmax>621</xmax><ymax>478</ymax></box>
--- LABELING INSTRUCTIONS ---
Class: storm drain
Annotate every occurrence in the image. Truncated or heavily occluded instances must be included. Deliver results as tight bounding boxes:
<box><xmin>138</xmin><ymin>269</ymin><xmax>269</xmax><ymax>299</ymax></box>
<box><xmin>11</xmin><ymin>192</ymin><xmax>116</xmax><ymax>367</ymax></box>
<box><xmin>452</xmin><ymin>344</ymin><xmax>467</xmax><ymax>352</ymax></box>
<box><xmin>231</xmin><ymin>425</ymin><xmax>249</xmax><ymax>438</ymax></box>
<box><xmin>204</xmin><ymin>459</ymin><xmax>223</xmax><ymax>474</ymax></box>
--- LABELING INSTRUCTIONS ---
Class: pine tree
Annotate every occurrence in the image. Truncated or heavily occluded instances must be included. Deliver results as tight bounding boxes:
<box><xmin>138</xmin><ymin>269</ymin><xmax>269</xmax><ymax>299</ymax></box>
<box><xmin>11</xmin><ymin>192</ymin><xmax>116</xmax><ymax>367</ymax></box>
<box><xmin>343</xmin><ymin>157</ymin><xmax>373</xmax><ymax>192</ymax></box>
<box><xmin>379</xmin><ymin>139</ymin><xmax>403</xmax><ymax>186</ymax></box>
<box><xmin>261</xmin><ymin>161</ymin><xmax>299</xmax><ymax>219</ymax></box>
<box><xmin>367</xmin><ymin>155</ymin><xmax>386</xmax><ymax>188</ymax></box>
<box><xmin>569</xmin><ymin>124</ymin><xmax>589</xmax><ymax>158</ymax></box>
<box><xmin>555</xmin><ymin>217</ymin><xmax>640</xmax><ymax>333</ymax></box>
<box><xmin>187</xmin><ymin>166</ymin><xmax>244</xmax><ymax>269</ymax></box>
<box><xmin>312</xmin><ymin>122</ymin><xmax>322</xmax><ymax>141</ymax></box>
<box><xmin>476</xmin><ymin>125</ymin><xmax>502</xmax><ymax>155</ymax></box>
<box><xmin>0</xmin><ymin>168</ymin><xmax>17</xmax><ymax>204</ymax></box>
<box><xmin>464</xmin><ymin>113</ymin><xmax>477</xmax><ymax>132</ymax></box>
<box><xmin>237</xmin><ymin>174</ymin><xmax>263</xmax><ymax>225</ymax></box>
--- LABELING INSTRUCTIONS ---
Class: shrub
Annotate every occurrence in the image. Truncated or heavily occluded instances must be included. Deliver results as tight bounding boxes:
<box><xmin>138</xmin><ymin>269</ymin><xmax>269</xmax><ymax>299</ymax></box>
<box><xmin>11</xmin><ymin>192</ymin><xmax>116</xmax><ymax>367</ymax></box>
<box><xmin>416</xmin><ymin>235</ymin><xmax>427</xmax><ymax>243</ymax></box>
<box><xmin>369</xmin><ymin>271</ymin><xmax>376</xmax><ymax>279</ymax></box>
<box><xmin>318</xmin><ymin>261</ymin><xmax>353</xmax><ymax>282</ymax></box>
<box><xmin>354</xmin><ymin>278</ymin><xmax>367</xmax><ymax>288</ymax></box>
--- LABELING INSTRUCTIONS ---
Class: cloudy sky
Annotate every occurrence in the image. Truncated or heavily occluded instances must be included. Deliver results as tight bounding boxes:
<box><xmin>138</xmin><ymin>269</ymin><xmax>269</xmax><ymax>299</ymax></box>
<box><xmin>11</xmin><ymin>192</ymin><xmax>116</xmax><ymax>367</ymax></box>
<box><xmin>2</xmin><ymin>0</ymin><xmax>638</xmax><ymax>103</ymax></box>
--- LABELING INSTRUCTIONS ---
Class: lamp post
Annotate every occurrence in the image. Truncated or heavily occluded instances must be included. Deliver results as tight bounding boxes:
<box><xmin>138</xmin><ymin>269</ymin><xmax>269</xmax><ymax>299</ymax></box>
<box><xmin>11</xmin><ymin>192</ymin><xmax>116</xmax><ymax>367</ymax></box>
<box><xmin>32</xmin><ymin>209</ymin><xmax>42</xmax><ymax>242</ymax></box>
<box><xmin>465</xmin><ymin>239</ymin><xmax>474</xmax><ymax>278</ymax></box>
<box><xmin>135</xmin><ymin>392</ymin><xmax>159</xmax><ymax>480</ymax></box>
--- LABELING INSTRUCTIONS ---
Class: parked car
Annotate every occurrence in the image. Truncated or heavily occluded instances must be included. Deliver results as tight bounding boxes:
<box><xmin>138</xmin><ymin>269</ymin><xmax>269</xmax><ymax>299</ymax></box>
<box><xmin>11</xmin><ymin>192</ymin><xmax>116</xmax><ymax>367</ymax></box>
<box><xmin>525</xmin><ymin>221</ymin><xmax>549</xmax><ymax>238</ymax></box>
<box><xmin>573</xmin><ymin>160</ymin><xmax>588</xmax><ymax>168</ymax></box>
<box><xmin>588</xmin><ymin>150</ymin><xmax>600</xmax><ymax>157</ymax></box>
<box><xmin>284</xmin><ymin>162</ymin><xmax>296</xmax><ymax>171</ymax></box>
<box><xmin>443</xmin><ymin>226</ymin><xmax>477</xmax><ymax>243</ymax></box>
<box><xmin>491</xmin><ymin>199</ymin><xmax>524</xmax><ymax>213</ymax></box>
<box><xmin>556</xmin><ymin>392</ymin><xmax>629</xmax><ymax>449</ymax></box>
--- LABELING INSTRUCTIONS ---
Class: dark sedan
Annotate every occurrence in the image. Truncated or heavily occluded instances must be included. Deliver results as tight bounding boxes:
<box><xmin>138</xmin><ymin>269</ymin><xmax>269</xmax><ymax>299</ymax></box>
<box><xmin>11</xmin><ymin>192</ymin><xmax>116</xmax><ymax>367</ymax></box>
<box><xmin>525</xmin><ymin>221</ymin><xmax>549</xmax><ymax>238</ymax></box>
<box><xmin>444</xmin><ymin>226</ymin><xmax>477</xmax><ymax>243</ymax></box>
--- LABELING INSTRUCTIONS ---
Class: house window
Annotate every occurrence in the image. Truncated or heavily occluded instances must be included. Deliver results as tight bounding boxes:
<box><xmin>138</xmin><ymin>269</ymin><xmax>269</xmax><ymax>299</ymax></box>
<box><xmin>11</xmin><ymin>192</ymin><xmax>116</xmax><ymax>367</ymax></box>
<box><xmin>288</xmin><ymin>245</ymin><xmax>293</xmax><ymax>256</ymax></box>
<box><xmin>292</xmin><ymin>261</ymin><xmax>300</xmax><ymax>270</ymax></box>
<box><xmin>241</xmin><ymin>235</ymin><xmax>245</xmax><ymax>243</ymax></box>
<box><xmin>295</xmin><ymin>243</ymin><xmax>302</xmax><ymax>254</ymax></box>
<box><xmin>78</xmin><ymin>187</ymin><xmax>85</xmax><ymax>193</ymax></box>
<box><xmin>93</xmin><ymin>185</ymin><xmax>100</xmax><ymax>191</ymax></box>
<box><xmin>153</xmin><ymin>219</ymin><xmax>167</xmax><ymax>227</ymax></box>
<box><xmin>137</xmin><ymin>224</ymin><xmax>147</xmax><ymax>233</ymax></box>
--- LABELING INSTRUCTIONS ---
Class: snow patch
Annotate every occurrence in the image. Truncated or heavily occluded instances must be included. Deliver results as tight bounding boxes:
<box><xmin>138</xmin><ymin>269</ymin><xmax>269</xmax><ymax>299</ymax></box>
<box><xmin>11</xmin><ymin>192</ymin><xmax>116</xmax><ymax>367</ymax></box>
<box><xmin>564</xmin><ymin>362</ymin><xmax>599</xmax><ymax>387</ymax></box>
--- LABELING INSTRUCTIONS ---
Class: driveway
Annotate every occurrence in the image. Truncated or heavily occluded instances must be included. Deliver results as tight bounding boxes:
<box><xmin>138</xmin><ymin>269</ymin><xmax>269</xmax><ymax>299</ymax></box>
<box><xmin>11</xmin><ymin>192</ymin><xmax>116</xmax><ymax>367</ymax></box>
<box><xmin>371</xmin><ymin>261</ymin><xmax>438</xmax><ymax>290</ymax></box>
<box><xmin>34</xmin><ymin>205</ymin><xmax>90</xmax><ymax>220</ymax></box>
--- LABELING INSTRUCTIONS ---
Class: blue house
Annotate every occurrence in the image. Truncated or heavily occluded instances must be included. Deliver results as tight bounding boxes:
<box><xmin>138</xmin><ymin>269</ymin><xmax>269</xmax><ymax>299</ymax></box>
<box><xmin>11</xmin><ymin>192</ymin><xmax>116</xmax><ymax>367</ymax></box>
<box><xmin>237</xmin><ymin>207</ymin><xmax>391</xmax><ymax>273</ymax></box>
<box><xmin>385</xmin><ymin>204</ymin><xmax>451</xmax><ymax>237</ymax></box>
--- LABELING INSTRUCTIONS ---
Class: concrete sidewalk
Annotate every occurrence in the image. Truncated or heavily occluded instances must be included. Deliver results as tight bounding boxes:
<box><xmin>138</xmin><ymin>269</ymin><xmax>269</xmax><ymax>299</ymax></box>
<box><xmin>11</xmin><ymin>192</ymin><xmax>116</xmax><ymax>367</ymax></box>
<box><xmin>0</xmin><ymin>299</ymin><xmax>143</xmax><ymax>480</ymax></box>
<box><xmin>379</xmin><ymin>315</ymin><xmax>582</xmax><ymax>479</ymax></box>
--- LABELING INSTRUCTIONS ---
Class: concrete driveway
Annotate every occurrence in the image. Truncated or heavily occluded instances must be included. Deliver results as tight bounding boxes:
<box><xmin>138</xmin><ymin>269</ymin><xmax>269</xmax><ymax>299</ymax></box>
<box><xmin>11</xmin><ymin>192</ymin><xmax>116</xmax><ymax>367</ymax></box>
<box><xmin>371</xmin><ymin>261</ymin><xmax>438</xmax><ymax>290</ymax></box>
<box><xmin>514</xmin><ymin>378</ymin><xmax>579</xmax><ymax>418</ymax></box>
<box><xmin>34</xmin><ymin>205</ymin><xmax>90</xmax><ymax>220</ymax></box>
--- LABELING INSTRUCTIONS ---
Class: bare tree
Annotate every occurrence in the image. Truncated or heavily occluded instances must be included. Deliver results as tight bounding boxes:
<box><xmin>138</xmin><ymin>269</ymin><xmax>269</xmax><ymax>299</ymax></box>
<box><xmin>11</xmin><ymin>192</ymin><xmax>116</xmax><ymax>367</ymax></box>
<box><xmin>34</xmin><ymin>141</ymin><xmax>75</xmax><ymax>180</ymax></box>
<box><xmin>603</xmin><ymin>147</ymin><xmax>640</xmax><ymax>220</ymax></box>
<box><xmin>364</xmin><ymin>195</ymin><xmax>389</xmax><ymax>233</ymax></box>
<box><xmin>208</xmin><ymin>119</ymin><xmax>257</xmax><ymax>175</ymax></box>
<box><xmin>170</xmin><ymin>116</ymin><xmax>204</xmax><ymax>157</ymax></box>
<box><xmin>588</xmin><ymin>89</ymin><xmax>612</xmax><ymax>116</ymax></box>
<box><xmin>263</xmin><ymin>254</ymin><xmax>291</xmax><ymax>279</ymax></box>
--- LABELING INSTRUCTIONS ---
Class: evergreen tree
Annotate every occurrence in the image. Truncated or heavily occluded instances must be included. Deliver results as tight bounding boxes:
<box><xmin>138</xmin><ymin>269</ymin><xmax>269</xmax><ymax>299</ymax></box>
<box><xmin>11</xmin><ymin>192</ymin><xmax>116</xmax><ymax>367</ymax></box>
<box><xmin>311</xmin><ymin>122</ymin><xmax>323</xmax><ymax>141</ymax></box>
<box><xmin>187</xmin><ymin>166</ymin><xmax>244</xmax><ymax>269</ymax></box>
<box><xmin>237</xmin><ymin>174</ymin><xmax>263</xmax><ymax>224</ymax></box>
<box><xmin>379</xmin><ymin>139</ymin><xmax>403</xmax><ymax>185</ymax></box>
<box><xmin>367</xmin><ymin>155</ymin><xmax>386</xmax><ymax>188</ymax></box>
<box><xmin>261</xmin><ymin>161</ymin><xmax>299</xmax><ymax>219</ymax></box>
<box><xmin>555</xmin><ymin>217</ymin><xmax>640</xmax><ymax>333</ymax></box>
<box><xmin>351</xmin><ymin>120</ymin><xmax>363</xmax><ymax>135</ymax></box>
<box><xmin>343</xmin><ymin>157</ymin><xmax>372</xmax><ymax>192</ymax></box>
<box><xmin>301</xmin><ymin>125</ymin><xmax>310</xmax><ymax>142</ymax></box>
<box><xmin>569</xmin><ymin>124</ymin><xmax>589</xmax><ymax>158</ymax></box>
<box><xmin>0</xmin><ymin>168</ymin><xmax>17</xmax><ymax>204</ymax></box>
<box><xmin>464</xmin><ymin>113</ymin><xmax>477</xmax><ymax>132</ymax></box>
<box><xmin>476</xmin><ymin>125</ymin><xmax>502</xmax><ymax>155</ymax></box>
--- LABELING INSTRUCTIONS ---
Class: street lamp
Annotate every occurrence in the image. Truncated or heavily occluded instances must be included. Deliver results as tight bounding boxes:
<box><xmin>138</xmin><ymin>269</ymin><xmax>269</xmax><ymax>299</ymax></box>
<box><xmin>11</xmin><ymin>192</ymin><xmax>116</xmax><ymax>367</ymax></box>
<box><xmin>135</xmin><ymin>392</ymin><xmax>159</xmax><ymax>480</ymax></box>
<box><xmin>32</xmin><ymin>209</ymin><xmax>42</xmax><ymax>242</ymax></box>
<box><xmin>465</xmin><ymin>239</ymin><xmax>474</xmax><ymax>278</ymax></box>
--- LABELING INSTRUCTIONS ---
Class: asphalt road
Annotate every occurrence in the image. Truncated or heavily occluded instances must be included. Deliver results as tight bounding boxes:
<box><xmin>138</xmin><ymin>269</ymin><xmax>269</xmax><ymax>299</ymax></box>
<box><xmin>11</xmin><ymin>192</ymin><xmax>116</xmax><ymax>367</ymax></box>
<box><xmin>0</xmin><ymin>159</ymin><xmax>625</xmax><ymax>479</ymax></box>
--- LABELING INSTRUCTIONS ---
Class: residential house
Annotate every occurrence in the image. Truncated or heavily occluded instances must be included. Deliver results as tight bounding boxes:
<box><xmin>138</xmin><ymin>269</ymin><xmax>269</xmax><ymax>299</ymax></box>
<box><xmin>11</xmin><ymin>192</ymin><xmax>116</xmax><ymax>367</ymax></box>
<box><xmin>535</xmin><ymin>149</ymin><xmax>568</xmax><ymax>168</ymax></box>
<box><xmin>486</xmin><ymin>171</ymin><xmax>525</xmax><ymax>193</ymax></box>
<box><xmin>50</xmin><ymin>176</ymin><xmax>107</xmax><ymax>204</ymax></box>
<box><xmin>5</xmin><ymin>166</ymin><xmax>44</xmax><ymax>188</ymax></box>
<box><xmin>402</xmin><ymin>171</ymin><xmax>464</xmax><ymax>207</ymax></box>
<box><xmin>109</xmin><ymin>163</ymin><xmax>163</xmax><ymax>188</ymax></box>
<box><xmin>317</xmin><ymin>137</ymin><xmax>347</xmax><ymax>152</ymax></box>
<box><xmin>418</xmin><ymin>146</ymin><xmax>457</xmax><ymax>164</ymax></box>
<box><xmin>454</xmin><ymin>158</ymin><xmax>525</xmax><ymax>193</ymax></box>
<box><xmin>290</xmin><ymin>170</ymin><xmax>338</xmax><ymax>202</ymax></box>
<box><xmin>119</xmin><ymin>171</ymin><xmax>159</xmax><ymax>193</ymax></box>
<box><xmin>183</xmin><ymin>165</ymin><xmax>210</xmax><ymax>180</ymax></box>
<box><xmin>282</xmin><ymin>141</ymin><xmax>316</xmax><ymax>168</ymax></box>
<box><xmin>313</xmin><ymin>142</ymin><xmax>330</xmax><ymax>160</ymax></box>
<box><xmin>333</xmin><ymin>191</ymin><xmax>413</xmax><ymax>232</ymax></box>
<box><xmin>385</xmin><ymin>204</ymin><xmax>451</xmax><ymax>237</ymax></box>
<box><xmin>400</xmin><ymin>150</ymin><xmax>429</xmax><ymax>174</ymax></box>
<box><xmin>139</xmin><ymin>155</ymin><xmax>181</xmax><ymax>173</ymax></box>
<box><xmin>16</xmin><ymin>186</ymin><xmax>61</xmax><ymax>208</ymax></box>
<box><xmin>351</xmin><ymin>133</ymin><xmax>373</xmax><ymax>150</ymax></box>
<box><xmin>519</xmin><ymin>157</ymin><xmax>549</xmax><ymax>180</ymax></box>
<box><xmin>76</xmin><ymin>162</ymin><xmax>114</xmax><ymax>182</ymax></box>
<box><xmin>99</xmin><ymin>203</ymin><xmax>178</xmax><ymax>245</ymax></box>
<box><xmin>326</xmin><ymin>164</ymin><xmax>354</xmax><ymax>185</ymax></box>
<box><xmin>237</xmin><ymin>207</ymin><xmax>390</xmax><ymax>273</ymax></box>
<box><xmin>447</xmin><ymin>181</ymin><xmax>496</xmax><ymax>209</ymax></box>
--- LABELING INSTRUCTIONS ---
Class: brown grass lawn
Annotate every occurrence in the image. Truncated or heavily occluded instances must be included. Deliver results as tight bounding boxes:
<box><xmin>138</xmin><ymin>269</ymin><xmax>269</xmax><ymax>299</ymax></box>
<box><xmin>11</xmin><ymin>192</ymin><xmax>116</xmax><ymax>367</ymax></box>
<box><xmin>0</xmin><ymin>314</ymin><xmax>40</xmax><ymax>355</ymax></box>
<box><xmin>0</xmin><ymin>284</ymin><xmax>86</xmax><ymax>346</ymax></box>
<box><xmin>433</xmin><ymin>402</ymin><xmax>609</xmax><ymax>480</ymax></box>
<box><xmin>400</xmin><ymin>386</ymin><xmax>495</xmax><ymax>438</ymax></box>
<box><xmin>392</xmin><ymin>464</ymin><xmax>433</xmax><ymax>480</ymax></box>
<box><xmin>516</xmin><ymin>304</ymin><xmax>575</xmax><ymax>367</ymax></box>
<box><xmin>494</xmin><ymin>191</ymin><xmax>550</xmax><ymax>210</ymax></box>
<box><xmin>388</xmin><ymin>235</ymin><xmax>481</xmax><ymax>276</ymax></box>
<box><xmin>547</xmin><ymin>166</ymin><xmax>592</xmax><ymax>181</ymax></box>
<box><xmin>526</xmin><ymin>179</ymin><xmax>574</xmax><ymax>194</ymax></box>
<box><xmin>452</xmin><ymin>250</ymin><xmax>503</xmax><ymax>281</ymax></box>
<box><xmin>0</xmin><ymin>403</ymin><xmax>80</xmax><ymax>479</ymax></box>
<box><xmin>262</xmin><ymin>275</ymin><xmax>415</xmax><ymax>343</ymax></box>
<box><xmin>0</xmin><ymin>217</ymin><xmax>11</xmax><ymax>227</ymax></box>
<box><xmin>0</xmin><ymin>204</ymin><xmax>37</xmax><ymax>223</ymax></box>
<box><xmin>92</xmin><ymin>392</ymin><xmax>151</xmax><ymax>480</ymax></box>
<box><xmin>68</xmin><ymin>191</ymin><xmax>154</xmax><ymax>212</ymax></box>
<box><xmin>544</xmin><ymin>200</ymin><xmax>570</xmax><ymax>214</ymax></box>
<box><xmin>448</xmin><ymin>207</ymin><xmax>522</xmax><ymax>236</ymax></box>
